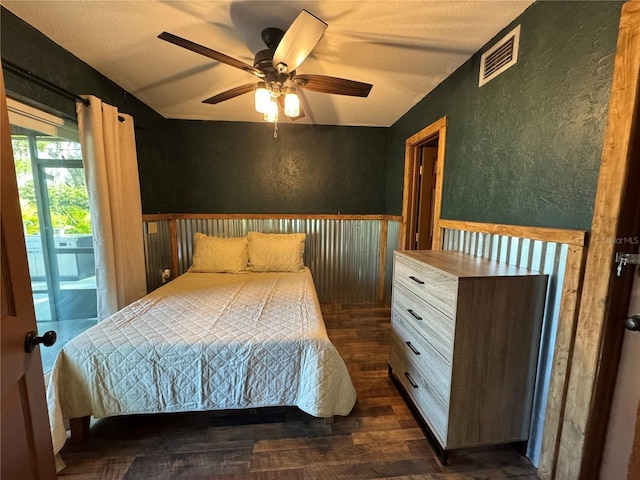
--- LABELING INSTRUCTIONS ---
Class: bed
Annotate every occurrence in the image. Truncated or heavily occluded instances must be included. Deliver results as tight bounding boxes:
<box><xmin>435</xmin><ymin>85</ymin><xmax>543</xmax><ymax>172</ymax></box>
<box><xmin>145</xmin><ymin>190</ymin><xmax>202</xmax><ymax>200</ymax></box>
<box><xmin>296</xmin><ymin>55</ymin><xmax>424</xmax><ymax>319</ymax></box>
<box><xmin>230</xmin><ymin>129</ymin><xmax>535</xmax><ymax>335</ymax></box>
<box><xmin>46</xmin><ymin>232</ymin><xmax>357</xmax><ymax>455</ymax></box>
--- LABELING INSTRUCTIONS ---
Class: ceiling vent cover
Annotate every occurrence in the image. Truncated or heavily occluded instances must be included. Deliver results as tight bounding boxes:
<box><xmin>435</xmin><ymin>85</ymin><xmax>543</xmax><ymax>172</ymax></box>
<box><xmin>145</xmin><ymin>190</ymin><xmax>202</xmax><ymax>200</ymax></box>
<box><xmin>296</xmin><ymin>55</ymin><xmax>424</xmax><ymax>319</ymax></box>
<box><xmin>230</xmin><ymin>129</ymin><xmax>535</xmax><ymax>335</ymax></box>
<box><xmin>479</xmin><ymin>25</ymin><xmax>521</xmax><ymax>86</ymax></box>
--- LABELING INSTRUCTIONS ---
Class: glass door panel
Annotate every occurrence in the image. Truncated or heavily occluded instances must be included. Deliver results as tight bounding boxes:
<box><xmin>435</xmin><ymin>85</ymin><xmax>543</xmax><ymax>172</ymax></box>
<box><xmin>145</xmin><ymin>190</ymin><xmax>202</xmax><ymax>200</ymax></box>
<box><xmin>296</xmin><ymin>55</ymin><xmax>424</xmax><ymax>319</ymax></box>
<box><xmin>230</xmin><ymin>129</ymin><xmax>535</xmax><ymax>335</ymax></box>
<box><xmin>12</xmin><ymin>135</ymin><xmax>54</xmax><ymax>321</ymax></box>
<box><xmin>42</xmin><ymin>166</ymin><xmax>96</xmax><ymax>320</ymax></box>
<box><xmin>10</xmin><ymin>105</ymin><xmax>97</xmax><ymax>373</ymax></box>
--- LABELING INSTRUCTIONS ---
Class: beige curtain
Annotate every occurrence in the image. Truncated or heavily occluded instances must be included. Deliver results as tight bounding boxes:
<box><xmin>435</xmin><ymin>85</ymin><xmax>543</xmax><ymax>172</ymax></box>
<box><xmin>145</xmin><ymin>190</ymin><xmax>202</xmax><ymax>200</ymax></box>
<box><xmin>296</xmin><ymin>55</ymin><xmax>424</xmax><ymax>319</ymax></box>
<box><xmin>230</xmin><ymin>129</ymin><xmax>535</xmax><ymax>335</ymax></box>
<box><xmin>77</xmin><ymin>96</ymin><xmax>146</xmax><ymax>320</ymax></box>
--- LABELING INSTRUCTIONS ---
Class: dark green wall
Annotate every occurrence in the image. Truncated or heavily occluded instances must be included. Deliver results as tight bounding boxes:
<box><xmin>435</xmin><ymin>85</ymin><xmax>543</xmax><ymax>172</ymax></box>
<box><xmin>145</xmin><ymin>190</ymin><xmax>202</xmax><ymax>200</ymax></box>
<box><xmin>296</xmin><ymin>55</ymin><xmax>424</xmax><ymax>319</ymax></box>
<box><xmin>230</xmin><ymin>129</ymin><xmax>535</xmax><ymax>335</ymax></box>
<box><xmin>386</xmin><ymin>1</ymin><xmax>623</xmax><ymax>230</ymax></box>
<box><xmin>0</xmin><ymin>7</ymin><xmax>170</xmax><ymax>213</ymax></box>
<box><xmin>166</xmin><ymin>120</ymin><xmax>388</xmax><ymax>214</ymax></box>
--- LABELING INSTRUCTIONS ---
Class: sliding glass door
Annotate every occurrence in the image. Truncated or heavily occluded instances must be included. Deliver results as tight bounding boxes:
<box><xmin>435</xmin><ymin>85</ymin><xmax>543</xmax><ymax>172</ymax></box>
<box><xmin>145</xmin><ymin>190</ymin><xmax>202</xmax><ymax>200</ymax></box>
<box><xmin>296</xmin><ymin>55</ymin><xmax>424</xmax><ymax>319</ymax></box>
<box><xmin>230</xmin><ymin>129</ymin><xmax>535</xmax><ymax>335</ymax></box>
<box><xmin>9</xmin><ymin>99</ymin><xmax>97</xmax><ymax>372</ymax></box>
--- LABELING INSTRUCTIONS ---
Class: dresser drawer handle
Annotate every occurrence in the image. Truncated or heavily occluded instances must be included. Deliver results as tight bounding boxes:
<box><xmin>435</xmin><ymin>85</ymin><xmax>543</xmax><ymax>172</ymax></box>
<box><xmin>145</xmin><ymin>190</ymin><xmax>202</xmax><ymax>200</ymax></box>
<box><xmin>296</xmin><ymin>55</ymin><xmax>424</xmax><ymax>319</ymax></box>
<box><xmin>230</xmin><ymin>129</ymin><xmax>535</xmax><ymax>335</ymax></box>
<box><xmin>405</xmin><ymin>341</ymin><xmax>421</xmax><ymax>355</ymax></box>
<box><xmin>407</xmin><ymin>309</ymin><xmax>423</xmax><ymax>321</ymax></box>
<box><xmin>404</xmin><ymin>372</ymin><xmax>419</xmax><ymax>389</ymax></box>
<box><xmin>409</xmin><ymin>275</ymin><xmax>425</xmax><ymax>285</ymax></box>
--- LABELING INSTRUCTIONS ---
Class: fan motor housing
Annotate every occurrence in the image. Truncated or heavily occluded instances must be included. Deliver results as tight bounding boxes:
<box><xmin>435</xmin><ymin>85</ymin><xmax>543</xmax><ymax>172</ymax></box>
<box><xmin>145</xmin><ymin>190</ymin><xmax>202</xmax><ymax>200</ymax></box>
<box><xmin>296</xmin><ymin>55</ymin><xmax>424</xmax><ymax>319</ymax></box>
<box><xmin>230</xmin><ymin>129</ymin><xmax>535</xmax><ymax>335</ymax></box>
<box><xmin>255</xmin><ymin>26</ymin><xmax>286</xmax><ymax>74</ymax></box>
<box><xmin>253</xmin><ymin>48</ymin><xmax>276</xmax><ymax>72</ymax></box>
<box><xmin>254</xmin><ymin>48</ymin><xmax>295</xmax><ymax>86</ymax></box>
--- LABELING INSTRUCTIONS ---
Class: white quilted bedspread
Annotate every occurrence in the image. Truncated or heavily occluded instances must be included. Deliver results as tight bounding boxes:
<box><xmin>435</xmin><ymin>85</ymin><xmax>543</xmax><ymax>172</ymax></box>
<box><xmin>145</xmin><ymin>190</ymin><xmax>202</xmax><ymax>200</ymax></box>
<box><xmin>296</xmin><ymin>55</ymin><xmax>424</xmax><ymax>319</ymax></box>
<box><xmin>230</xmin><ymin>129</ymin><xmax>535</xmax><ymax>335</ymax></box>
<box><xmin>47</xmin><ymin>268</ymin><xmax>356</xmax><ymax>454</ymax></box>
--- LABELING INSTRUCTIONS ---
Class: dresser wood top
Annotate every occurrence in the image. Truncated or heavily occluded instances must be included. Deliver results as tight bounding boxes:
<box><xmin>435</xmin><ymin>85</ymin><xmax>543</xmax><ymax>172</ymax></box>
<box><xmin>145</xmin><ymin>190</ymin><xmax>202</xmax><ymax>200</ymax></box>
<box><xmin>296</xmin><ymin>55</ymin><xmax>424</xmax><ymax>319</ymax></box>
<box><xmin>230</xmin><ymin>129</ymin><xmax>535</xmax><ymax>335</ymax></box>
<box><xmin>395</xmin><ymin>250</ymin><xmax>544</xmax><ymax>279</ymax></box>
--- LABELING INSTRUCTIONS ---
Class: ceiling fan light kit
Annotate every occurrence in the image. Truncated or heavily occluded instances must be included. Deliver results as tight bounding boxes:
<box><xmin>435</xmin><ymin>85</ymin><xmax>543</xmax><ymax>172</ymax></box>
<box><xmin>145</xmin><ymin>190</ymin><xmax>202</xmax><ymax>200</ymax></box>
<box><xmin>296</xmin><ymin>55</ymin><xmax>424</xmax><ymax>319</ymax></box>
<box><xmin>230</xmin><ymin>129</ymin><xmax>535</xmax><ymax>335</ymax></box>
<box><xmin>283</xmin><ymin>87</ymin><xmax>300</xmax><ymax>118</ymax></box>
<box><xmin>263</xmin><ymin>97</ymin><xmax>279</xmax><ymax>123</ymax></box>
<box><xmin>254</xmin><ymin>82</ymin><xmax>270</xmax><ymax>114</ymax></box>
<box><xmin>158</xmin><ymin>9</ymin><xmax>373</xmax><ymax>129</ymax></box>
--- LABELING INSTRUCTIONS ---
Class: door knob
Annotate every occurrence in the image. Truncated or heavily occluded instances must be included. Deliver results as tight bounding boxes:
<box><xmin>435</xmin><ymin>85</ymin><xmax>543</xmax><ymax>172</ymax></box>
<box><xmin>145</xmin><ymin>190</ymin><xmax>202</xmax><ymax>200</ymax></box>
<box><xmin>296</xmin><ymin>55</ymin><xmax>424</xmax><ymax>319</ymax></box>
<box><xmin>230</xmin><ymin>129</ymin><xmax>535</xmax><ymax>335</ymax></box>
<box><xmin>24</xmin><ymin>330</ymin><xmax>57</xmax><ymax>353</ymax></box>
<box><xmin>624</xmin><ymin>314</ymin><xmax>640</xmax><ymax>332</ymax></box>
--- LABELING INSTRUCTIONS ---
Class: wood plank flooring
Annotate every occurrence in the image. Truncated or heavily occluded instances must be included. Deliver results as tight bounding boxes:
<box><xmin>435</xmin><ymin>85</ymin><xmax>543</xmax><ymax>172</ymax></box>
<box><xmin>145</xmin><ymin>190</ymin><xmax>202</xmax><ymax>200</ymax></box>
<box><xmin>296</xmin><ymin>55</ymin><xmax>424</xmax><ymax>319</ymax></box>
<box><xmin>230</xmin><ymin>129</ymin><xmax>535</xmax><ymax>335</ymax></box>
<box><xmin>57</xmin><ymin>304</ymin><xmax>539</xmax><ymax>479</ymax></box>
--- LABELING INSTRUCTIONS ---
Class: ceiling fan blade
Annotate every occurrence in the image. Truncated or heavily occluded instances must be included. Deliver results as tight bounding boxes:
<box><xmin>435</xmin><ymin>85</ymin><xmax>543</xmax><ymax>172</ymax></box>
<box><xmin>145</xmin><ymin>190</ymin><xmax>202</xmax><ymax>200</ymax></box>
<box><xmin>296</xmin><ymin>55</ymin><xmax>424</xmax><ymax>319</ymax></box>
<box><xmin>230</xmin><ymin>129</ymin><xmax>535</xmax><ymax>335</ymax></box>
<box><xmin>158</xmin><ymin>32</ymin><xmax>263</xmax><ymax>78</ymax></box>
<box><xmin>293</xmin><ymin>74</ymin><xmax>373</xmax><ymax>97</ymax></box>
<box><xmin>272</xmin><ymin>10</ymin><xmax>327</xmax><ymax>73</ymax></box>
<box><xmin>277</xmin><ymin>96</ymin><xmax>306</xmax><ymax>121</ymax></box>
<box><xmin>202</xmin><ymin>83</ymin><xmax>256</xmax><ymax>105</ymax></box>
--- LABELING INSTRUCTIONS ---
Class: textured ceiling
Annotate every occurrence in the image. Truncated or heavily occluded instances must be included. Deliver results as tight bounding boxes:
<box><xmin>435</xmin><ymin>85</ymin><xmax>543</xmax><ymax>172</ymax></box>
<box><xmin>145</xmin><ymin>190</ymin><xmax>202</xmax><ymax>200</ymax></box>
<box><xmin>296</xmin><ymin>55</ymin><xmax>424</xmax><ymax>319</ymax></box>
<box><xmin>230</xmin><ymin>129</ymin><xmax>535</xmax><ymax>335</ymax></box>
<box><xmin>2</xmin><ymin>1</ymin><xmax>534</xmax><ymax>127</ymax></box>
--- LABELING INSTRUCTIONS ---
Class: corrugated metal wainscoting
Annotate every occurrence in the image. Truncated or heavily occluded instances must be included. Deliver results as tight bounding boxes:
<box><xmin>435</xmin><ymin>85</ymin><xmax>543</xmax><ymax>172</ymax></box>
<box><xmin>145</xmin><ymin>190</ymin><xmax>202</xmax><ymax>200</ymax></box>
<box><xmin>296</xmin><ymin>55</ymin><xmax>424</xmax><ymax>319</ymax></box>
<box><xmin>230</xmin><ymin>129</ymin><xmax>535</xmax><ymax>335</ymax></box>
<box><xmin>142</xmin><ymin>219</ymin><xmax>171</xmax><ymax>292</ymax></box>
<box><xmin>143</xmin><ymin>218</ymin><xmax>401</xmax><ymax>305</ymax></box>
<box><xmin>442</xmin><ymin>228</ymin><xmax>569</xmax><ymax>467</ymax></box>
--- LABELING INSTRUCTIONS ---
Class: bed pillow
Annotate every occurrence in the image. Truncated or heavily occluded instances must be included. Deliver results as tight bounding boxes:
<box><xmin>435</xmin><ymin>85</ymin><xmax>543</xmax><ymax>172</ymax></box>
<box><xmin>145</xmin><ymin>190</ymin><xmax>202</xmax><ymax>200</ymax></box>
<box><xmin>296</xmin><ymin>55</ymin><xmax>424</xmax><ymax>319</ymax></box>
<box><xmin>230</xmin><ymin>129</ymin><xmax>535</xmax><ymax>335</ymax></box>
<box><xmin>189</xmin><ymin>233</ymin><xmax>249</xmax><ymax>273</ymax></box>
<box><xmin>247</xmin><ymin>232</ymin><xmax>306</xmax><ymax>272</ymax></box>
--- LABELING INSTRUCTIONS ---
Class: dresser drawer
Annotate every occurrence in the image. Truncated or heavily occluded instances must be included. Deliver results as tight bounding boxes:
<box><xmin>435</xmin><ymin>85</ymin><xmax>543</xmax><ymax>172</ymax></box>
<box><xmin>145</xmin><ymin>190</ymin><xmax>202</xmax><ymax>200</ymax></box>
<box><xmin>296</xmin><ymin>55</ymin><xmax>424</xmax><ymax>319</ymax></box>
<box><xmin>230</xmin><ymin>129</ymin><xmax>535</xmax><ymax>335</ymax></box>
<box><xmin>392</xmin><ymin>283</ymin><xmax>454</xmax><ymax>361</ymax></box>
<box><xmin>391</xmin><ymin>312</ymin><xmax>451</xmax><ymax>404</ymax></box>
<box><xmin>394</xmin><ymin>253</ymin><xmax>457</xmax><ymax>318</ymax></box>
<box><xmin>390</xmin><ymin>334</ymin><xmax>448</xmax><ymax>445</ymax></box>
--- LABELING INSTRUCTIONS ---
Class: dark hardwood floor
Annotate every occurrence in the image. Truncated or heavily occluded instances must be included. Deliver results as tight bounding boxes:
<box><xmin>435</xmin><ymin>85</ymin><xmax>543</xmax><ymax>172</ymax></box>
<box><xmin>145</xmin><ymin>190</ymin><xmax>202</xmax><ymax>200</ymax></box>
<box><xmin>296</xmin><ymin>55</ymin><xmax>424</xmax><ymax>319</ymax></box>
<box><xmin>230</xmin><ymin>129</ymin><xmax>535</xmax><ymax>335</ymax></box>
<box><xmin>57</xmin><ymin>304</ymin><xmax>540</xmax><ymax>479</ymax></box>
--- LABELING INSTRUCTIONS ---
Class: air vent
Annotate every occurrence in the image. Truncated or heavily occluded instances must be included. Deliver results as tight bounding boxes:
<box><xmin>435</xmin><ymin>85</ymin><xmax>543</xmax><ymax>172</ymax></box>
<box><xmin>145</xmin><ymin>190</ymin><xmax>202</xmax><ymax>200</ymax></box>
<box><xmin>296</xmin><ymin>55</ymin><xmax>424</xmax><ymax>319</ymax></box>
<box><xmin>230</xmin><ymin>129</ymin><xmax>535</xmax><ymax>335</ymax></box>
<box><xmin>479</xmin><ymin>25</ymin><xmax>521</xmax><ymax>86</ymax></box>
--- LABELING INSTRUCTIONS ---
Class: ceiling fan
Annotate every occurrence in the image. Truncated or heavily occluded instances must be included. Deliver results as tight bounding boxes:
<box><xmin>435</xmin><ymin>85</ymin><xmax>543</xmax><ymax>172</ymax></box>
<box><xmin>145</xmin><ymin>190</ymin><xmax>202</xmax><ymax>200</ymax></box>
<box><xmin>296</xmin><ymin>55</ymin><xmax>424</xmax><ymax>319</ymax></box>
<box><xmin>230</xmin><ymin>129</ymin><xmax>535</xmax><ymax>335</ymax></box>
<box><xmin>158</xmin><ymin>9</ymin><xmax>373</xmax><ymax>122</ymax></box>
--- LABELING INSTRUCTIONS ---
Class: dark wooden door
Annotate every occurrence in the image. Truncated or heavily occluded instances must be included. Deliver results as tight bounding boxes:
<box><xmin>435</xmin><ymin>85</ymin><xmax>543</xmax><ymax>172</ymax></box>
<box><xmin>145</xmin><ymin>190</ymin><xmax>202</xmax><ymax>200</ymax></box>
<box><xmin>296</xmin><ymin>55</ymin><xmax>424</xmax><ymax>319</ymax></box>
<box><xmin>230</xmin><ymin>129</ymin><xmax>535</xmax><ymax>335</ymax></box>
<box><xmin>624</xmin><ymin>270</ymin><xmax>640</xmax><ymax>480</ymax></box>
<box><xmin>0</xmin><ymin>67</ymin><xmax>57</xmax><ymax>480</ymax></box>
<box><xmin>415</xmin><ymin>146</ymin><xmax>438</xmax><ymax>250</ymax></box>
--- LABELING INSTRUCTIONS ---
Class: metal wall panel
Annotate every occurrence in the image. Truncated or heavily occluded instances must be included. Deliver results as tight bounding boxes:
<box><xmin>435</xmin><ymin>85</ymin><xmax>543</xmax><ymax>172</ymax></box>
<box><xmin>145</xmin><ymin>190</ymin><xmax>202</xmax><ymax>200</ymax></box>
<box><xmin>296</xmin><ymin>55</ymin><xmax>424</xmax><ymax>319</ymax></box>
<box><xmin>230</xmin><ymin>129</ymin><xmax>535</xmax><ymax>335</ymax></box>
<box><xmin>141</xmin><ymin>218</ymin><xmax>401</xmax><ymax>304</ymax></box>
<box><xmin>142</xmin><ymin>219</ymin><xmax>171</xmax><ymax>292</ymax></box>
<box><xmin>171</xmin><ymin>218</ymin><xmax>383</xmax><ymax>304</ymax></box>
<box><xmin>442</xmin><ymin>228</ymin><xmax>569</xmax><ymax>466</ymax></box>
<box><xmin>385</xmin><ymin>221</ymin><xmax>401</xmax><ymax>305</ymax></box>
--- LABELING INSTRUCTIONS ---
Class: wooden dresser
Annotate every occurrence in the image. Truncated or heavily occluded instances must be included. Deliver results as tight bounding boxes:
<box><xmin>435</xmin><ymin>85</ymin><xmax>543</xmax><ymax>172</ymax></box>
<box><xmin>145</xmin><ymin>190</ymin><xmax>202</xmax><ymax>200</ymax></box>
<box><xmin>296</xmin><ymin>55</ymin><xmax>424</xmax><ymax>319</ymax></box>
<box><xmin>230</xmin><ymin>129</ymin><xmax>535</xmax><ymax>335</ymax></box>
<box><xmin>389</xmin><ymin>250</ymin><xmax>548</xmax><ymax>463</ymax></box>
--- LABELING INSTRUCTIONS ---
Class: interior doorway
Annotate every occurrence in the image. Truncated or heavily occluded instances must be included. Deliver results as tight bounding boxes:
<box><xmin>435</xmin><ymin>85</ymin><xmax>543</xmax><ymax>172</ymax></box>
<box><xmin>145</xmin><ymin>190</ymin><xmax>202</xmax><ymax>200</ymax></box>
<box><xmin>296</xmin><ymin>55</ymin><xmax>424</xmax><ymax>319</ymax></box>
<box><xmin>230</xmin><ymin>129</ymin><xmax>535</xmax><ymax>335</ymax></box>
<box><xmin>598</xmin><ymin>40</ymin><xmax>640</xmax><ymax>478</ymax></box>
<box><xmin>401</xmin><ymin>116</ymin><xmax>447</xmax><ymax>250</ymax></box>
<box><xmin>600</xmin><ymin>264</ymin><xmax>640</xmax><ymax>479</ymax></box>
<box><xmin>413</xmin><ymin>143</ymin><xmax>438</xmax><ymax>249</ymax></box>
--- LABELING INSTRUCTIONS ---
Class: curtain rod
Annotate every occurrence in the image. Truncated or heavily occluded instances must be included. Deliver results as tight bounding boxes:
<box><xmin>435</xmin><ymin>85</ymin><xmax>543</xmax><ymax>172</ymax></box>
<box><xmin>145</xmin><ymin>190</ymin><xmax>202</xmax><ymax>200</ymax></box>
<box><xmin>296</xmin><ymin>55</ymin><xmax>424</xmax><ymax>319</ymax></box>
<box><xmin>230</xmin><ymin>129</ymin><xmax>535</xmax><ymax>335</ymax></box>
<box><xmin>2</xmin><ymin>59</ymin><xmax>142</xmax><ymax>128</ymax></box>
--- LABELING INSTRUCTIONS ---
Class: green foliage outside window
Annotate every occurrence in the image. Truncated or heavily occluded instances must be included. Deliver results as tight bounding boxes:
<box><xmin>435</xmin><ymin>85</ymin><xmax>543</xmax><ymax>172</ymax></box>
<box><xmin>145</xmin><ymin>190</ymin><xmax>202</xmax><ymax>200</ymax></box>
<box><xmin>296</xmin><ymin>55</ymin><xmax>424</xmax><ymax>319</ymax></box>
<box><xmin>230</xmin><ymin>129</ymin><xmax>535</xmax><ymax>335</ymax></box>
<box><xmin>46</xmin><ymin>183</ymin><xmax>92</xmax><ymax>234</ymax></box>
<box><xmin>12</xmin><ymin>136</ymin><xmax>92</xmax><ymax>236</ymax></box>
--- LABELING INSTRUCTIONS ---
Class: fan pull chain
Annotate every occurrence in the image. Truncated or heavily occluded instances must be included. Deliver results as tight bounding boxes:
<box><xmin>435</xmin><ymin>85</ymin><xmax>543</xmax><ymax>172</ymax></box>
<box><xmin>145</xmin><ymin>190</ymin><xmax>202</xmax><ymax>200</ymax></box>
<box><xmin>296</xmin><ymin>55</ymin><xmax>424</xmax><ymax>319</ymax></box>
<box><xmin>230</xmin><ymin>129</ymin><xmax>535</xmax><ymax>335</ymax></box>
<box><xmin>273</xmin><ymin>121</ymin><xmax>278</xmax><ymax>138</ymax></box>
